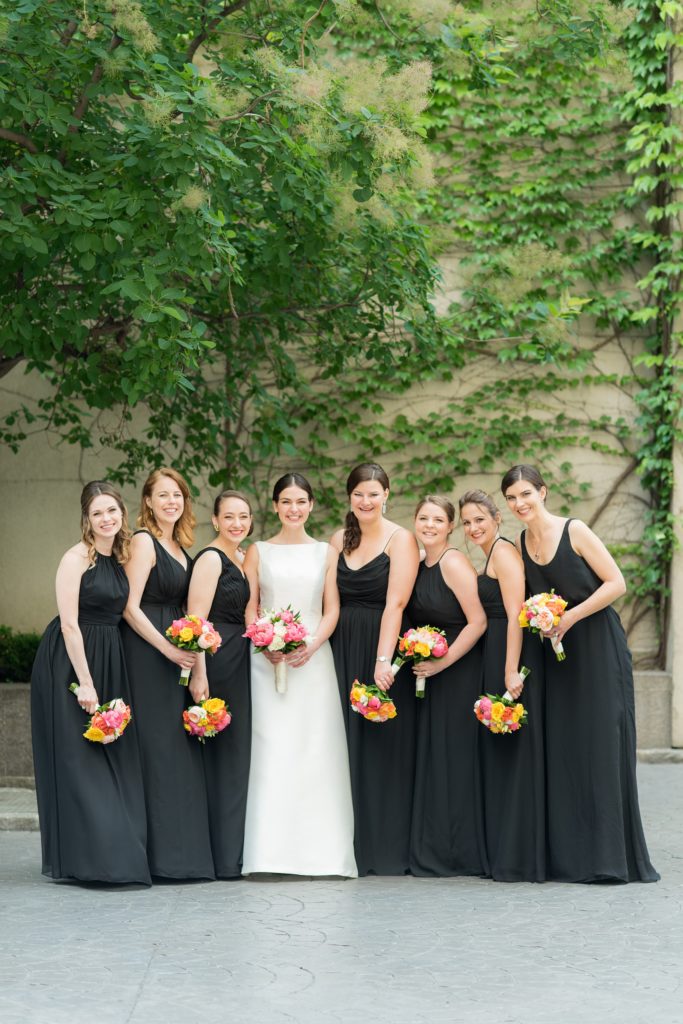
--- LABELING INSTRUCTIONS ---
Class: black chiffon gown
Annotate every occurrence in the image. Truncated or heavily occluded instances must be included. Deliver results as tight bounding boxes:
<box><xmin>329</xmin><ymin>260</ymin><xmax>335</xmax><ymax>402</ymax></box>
<box><xmin>477</xmin><ymin>539</ymin><xmax>546</xmax><ymax>882</ymax></box>
<box><xmin>192</xmin><ymin>548</ymin><xmax>251</xmax><ymax>879</ymax></box>
<box><xmin>408</xmin><ymin>556</ymin><xmax>488</xmax><ymax>877</ymax></box>
<box><xmin>521</xmin><ymin>520</ymin><xmax>659</xmax><ymax>883</ymax></box>
<box><xmin>120</xmin><ymin>532</ymin><xmax>215</xmax><ymax>880</ymax></box>
<box><xmin>332</xmin><ymin>552</ymin><xmax>416</xmax><ymax>876</ymax></box>
<box><xmin>31</xmin><ymin>554</ymin><xmax>151</xmax><ymax>884</ymax></box>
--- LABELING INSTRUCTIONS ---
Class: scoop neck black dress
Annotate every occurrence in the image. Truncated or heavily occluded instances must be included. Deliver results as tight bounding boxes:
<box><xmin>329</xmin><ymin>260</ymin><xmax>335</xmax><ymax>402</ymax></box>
<box><xmin>192</xmin><ymin>547</ymin><xmax>251</xmax><ymax>879</ymax></box>
<box><xmin>408</xmin><ymin>554</ymin><xmax>488</xmax><ymax>877</ymax></box>
<box><xmin>521</xmin><ymin>520</ymin><xmax>659</xmax><ymax>883</ymax></box>
<box><xmin>332</xmin><ymin>551</ymin><xmax>416</xmax><ymax>876</ymax></box>
<box><xmin>120</xmin><ymin>531</ymin><xmax>215</xmax><ymax>880</ymax></box>
<box><xmin>31</xmin><ymin>553</ymin><xmax>150</xmax><ymax>884</ymax></box>
<box><xmin>477</xmin><ymin>538</ymin><xmax>546</xmax><ymax>882</ymax></box>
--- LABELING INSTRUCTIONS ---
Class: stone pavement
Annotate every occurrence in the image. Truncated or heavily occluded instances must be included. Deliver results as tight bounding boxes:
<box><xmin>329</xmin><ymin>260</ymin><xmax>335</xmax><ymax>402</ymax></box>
<box><xmin>0</xmin><ymin>765</ymin><xmax>681</xmax><ymax>1024</ymax></box>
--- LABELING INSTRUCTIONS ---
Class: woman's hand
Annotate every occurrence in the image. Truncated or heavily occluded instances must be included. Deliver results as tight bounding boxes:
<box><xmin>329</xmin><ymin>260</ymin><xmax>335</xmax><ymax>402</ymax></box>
<box><xmin>504</xmin><ymin>670</ymin><xmax>525</xmax><ymax>700</ymax></box>
<box><xmin>74</xmin><ymin>682</ymin><xmax>99</xmax><ymax>715</ymax></box>
<box><xmin>286</xmin><ymin>641</ymin><xmax>318</xmax><ymax>669</ymax></box>
<box><xmin>554</xmin><ymin>607</ymin><xmax>579</xmax><ymax>642</ymax></box>
<box><xmin>263</xmin><ymin>649</ymin><xmax>286</xmax><ymax>665</ymax></box>
<box><xmin>166</xmin><ymin>644</ymin><xmax>197</xmax><ymax>670</ymax></box>
<box><xmin>189</xmin><ymin>675</ymin><xmax>209</xmax><ymax>704</ymax></box>
<box><xmin>413</xmin><ymin>659</ymin><xmax>445</xmax><ymax>681</ymax></box>
<box><xmin>374</xmin><ymin>662</ymin><xmax>395</xmax><ymax>692</ymax></box>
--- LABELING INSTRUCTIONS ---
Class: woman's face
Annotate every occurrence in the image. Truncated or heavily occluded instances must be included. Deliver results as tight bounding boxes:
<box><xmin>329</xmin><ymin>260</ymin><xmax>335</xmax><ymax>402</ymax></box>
<box><xmin>88</xmin><ymin>494</ymin><xmax>123</xmax><ymax>542</ymax></box>
<box><xmin>504</xmin><ymin>478</ymin><xmax>546</xmax><ymax>522</ymax></box>
<box><xmin>414</xmin><ymin>502</ymin><xmax>453</xmax><ymax>549</ymax></box>
<box><xmin>349</xmin><ymin>480</ymin><xmax>388</xmax><ymax>525</ymax></box>
<box><xmin>213</xmin><ymin>497</ymin><xmax>252</xmax><ymax>546</ymax></box>
<box><xmin>274</xmin><ymin>485</ymin><xmax>312</xmax><ymax>527</ymax></box>
<box><xmin>147</xmin><ymin>475</ymin><xmax>184</xmax><ymax>528</ymax></box>
<box><xmin>460</xmin><ymin>502</ymin><xmax>499</xmax><ymax>549</ymax></box>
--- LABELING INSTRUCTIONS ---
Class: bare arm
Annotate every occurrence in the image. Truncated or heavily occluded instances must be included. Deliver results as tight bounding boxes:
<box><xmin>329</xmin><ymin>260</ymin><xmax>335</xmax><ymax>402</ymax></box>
<box><xmin>415</xmin><ymin>552</ymin><xmax>486</xmax><ymax>679</ymax></box>
<box><xmin>122</xmin><ymin>532</ymin><xmax>195</xmax><ymax>670</ymax></box>
<box><xmin>185</xmin><ymin>549</ymin><xmax>222</xmax><ymax>701</ymax></box>
<box><xmin>56</xmin><ymin>546</ymin><xmax>99</xmax><ymax>713</ymax></box>
<box><xmin>491</xmin><ymin>542</ymin><xmax>526</xmax><ymax>699</ymax></box>
<box><xmin>287</xmin><ymin>545</ymin><xmax>340</xmax><ymax>668</ymax></box>
<box><xmin>243</xmin><ymin>543</ymin><xmax>260</xmax><ymax>626</ymax></box>
<box><xmin>375</xmin><ymin>530</ymin><xmax>420</xmax><ymax>691</ymax></box>
<box><xmin>556</xmin><ymin>520</ymin><xmax>627</xmax><ymax>639</ymax></box>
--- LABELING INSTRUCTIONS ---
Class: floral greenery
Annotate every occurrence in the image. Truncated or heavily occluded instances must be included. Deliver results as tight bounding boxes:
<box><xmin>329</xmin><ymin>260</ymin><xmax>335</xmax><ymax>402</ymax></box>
<box><xmin>0</xmin><ymin>626</ymin><xmax>41</xmax><ymax>682</ymax></box>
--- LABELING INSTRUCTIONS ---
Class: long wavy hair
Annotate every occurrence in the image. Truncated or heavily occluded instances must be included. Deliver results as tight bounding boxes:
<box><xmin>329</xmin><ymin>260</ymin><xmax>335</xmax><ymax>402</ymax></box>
<box><xmin>80</xmin><ymin>481</ymin><xmax>131</xmax><ymax>565</ymax></box>
<box><xmin>343</xmin><ymin>463</ymin><xmax>390</xmax><ymax>553</ymax></box>
<box><xmin>137</xmin><ymin>467</ymin><xmax>195</xmax><ymax>548</ymax></box>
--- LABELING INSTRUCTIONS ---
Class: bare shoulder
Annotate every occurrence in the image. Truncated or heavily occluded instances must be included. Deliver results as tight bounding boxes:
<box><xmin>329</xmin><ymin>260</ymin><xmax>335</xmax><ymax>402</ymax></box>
<box><xmin>491</xmin><ymin>540</ymin><xmax>523</xmax><ymax>571</ymax></box>
<box><xmin>194</xmin><ymin>546</ymin><xmax>223</xmax><ymax>570</ymax></box>
<box><xmin>386</xmin><ymin>526</ymin><xmax>418</xmax><ymax>556</ymax></box>
<box><xmin>60</xmin><ymin>543</ymin><xmax>90</xmax><ymax>573</ymax></box>
<box><xmin>325</xmin><ymin>542</ymin><xmax>340</xmax><ymax>566</ymax></box>
<box><xmin>130</xmin><ymin>530</ymin><xmax>155</xmax><ymax>552</ymax></box>
<box><xmin>329</xmin><ymin>528</ymin><xmax>344</xmax><ymax>553</ymax></box>
<box><xmin>441</xmin><ymin>548</ymin><xmax>476</xmax><ymax>576</ymax></box>
<box><xmin>243</xmin><ymin>542</ymin><xmax>260</xmax><ymax>567</ymax></box>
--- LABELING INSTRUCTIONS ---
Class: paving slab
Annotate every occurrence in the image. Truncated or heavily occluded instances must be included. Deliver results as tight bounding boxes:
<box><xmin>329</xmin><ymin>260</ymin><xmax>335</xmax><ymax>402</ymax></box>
<box><xmin>0</xmin><ymin>765</ymin><xmax>681</xmax><ymax>1024</ymax></box>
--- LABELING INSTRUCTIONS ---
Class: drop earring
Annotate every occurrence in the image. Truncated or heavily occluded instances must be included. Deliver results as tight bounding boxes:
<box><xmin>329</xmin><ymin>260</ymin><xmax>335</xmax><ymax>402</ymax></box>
<box><xmin>382</xmin><ymin>501</ymin><xmax>387</xmax><ymax>514</ymax></box>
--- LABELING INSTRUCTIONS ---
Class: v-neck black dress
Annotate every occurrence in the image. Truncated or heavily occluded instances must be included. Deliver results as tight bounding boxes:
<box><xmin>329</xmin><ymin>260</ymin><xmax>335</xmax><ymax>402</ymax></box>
<box><xmin>521</xmin><ymin>520</ymin><xmax>658</xmax><ymax>883</ymax></box>
<box><xmin>121</xmin><ymin>531</ymin><xmax>215</xmax><ymax>880</ymax></box>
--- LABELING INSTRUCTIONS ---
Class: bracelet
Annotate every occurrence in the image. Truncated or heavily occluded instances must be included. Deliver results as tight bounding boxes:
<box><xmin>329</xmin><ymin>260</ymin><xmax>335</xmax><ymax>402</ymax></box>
<box><xmin>376</xmin><ymin>656</ymin><xmax>390</xmax><ymax>663</ymax></box>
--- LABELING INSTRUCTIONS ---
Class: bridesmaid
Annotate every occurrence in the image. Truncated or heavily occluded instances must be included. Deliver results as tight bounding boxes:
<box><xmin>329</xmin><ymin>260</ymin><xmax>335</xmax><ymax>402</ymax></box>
<box><xmin>121</xmin><ymin>468</ymin><xmax>214</xmax><ymax>881</ymax></box>
<box><xmin>502</xmin><ymin>463</ymin><xmax>659</xmax><ymax>883</ymax></box>
<box><xmin>331</xmin><ymin>463</ymin><xmax>419</xmax><ymax>876</ymax></box>
<box><xmin>409</xmin><ymin>495</ymin><xmax>488</xmax><ymax>877</ymax></box>
<box><xmin>31</xmin><ymin>482</ymin><xmax>150</xmax><ymax>884</ymax></box>
<box><xmin>187</xmin><ymin>490</ymin><xmax>252</xmax><ymax>879</ymax></box>
<box><xmin>459</xmin><ymin>489</ymin><xmax>546</xmax><ymax>882</ymax></box>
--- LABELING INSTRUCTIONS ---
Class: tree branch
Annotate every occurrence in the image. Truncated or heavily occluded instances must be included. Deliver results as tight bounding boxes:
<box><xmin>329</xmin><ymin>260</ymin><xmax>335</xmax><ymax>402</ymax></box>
<box><xmin>300</xmin><ymin>0</ymin><xmax>328</xmax><ymax>67</ymax></box>
<box><xmin>587</xmin><ymin>457</ymin><xmax>639</xmax><ymax>530</ymax></box>
<box><xmin>0</xmin><ymin>127</ymin><xmax>39</xmax><ymax>154</ymax></box>
<box><xmin>60</xmin><ymin>20</ymin><xmax>79</xmax><ymax>46</ymax></box>
<box><xmin>185</xmin><ymin>0</ymin><xmax>252</xmax><ymax>63</ymax></box>
<box><xmin>58</xmin><ymin>34</ymin><xmax>123</xmax><ymax>163</ymax></box>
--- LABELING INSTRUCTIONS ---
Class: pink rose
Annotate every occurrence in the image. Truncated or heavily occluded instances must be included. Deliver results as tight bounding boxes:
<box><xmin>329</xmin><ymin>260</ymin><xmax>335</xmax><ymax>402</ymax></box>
<box><xmin>248</xmin><ymin>624</ymin><xmax>275</xmax><ymax>647</ymax></box>
<box><xmin>101</xmin><ymin>709</ymin><xmax>124</xmax><ymax>730</ymax></box>
<box><xmin>284</xmin><ymin>623</ymin><xmax>307</xmax><ymax>643</ymax></box>
<box><xmin>367</xmin><ymin>695</ymin><xmax>381</xmax><ymax>710</ymax></box>
<box><xmin>432</xmin><ymin>637</ymin><xmax>448</xmax><ymax>658</ymax></box>
<box><xmin>535</xmin><ymin>607</ymin><xmax>555</xmax><ymax>632</ymax></box>
<box><xmin>280</xmin><ymin>609</ymin><xmax>295</xmax><ymax>624</ymax></box>
<box><xmin>186</xmin><ymin>706</ymin><xmax>204</xmax><ymax>725</ymax></box>
<box><xmin>198</xmin><ymin>630</ymin><xmax>220</xmax><ymax>651</ymax></box>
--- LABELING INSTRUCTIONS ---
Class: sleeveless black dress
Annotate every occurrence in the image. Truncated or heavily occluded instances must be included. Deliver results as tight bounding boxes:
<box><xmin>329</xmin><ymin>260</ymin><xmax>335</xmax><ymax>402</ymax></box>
<box><xmin>120</xmin><ymin>532</ymin><xmax>215</xmax><ymax>880</ymax></box>
<box><xmin>477</xmin><ymin>539</ymin><xmax>546</xmax><ymax>882</ymax></box>
<box><xmin>31</xmin><ymin>554</ymin><xmax>150</xmax><ymax>884</ymax></box>
<box><xmin>408</xmin><ymin>556</ymin><xmax>487</xmax><ymax>877</ymax></box>
<box><xmin>332</xmin><ymin>552</ymin><xmax>416</xmax><ymax>875</ymax></box>
<box><xmin>192</xmin><ymin>548</ymin><xmax>251</xmax><ymax>879</ymax></box>
<box><xmin>521</xmin><ymin>520</ymin><xmax>659</xmax><ymax>883</ymax></box>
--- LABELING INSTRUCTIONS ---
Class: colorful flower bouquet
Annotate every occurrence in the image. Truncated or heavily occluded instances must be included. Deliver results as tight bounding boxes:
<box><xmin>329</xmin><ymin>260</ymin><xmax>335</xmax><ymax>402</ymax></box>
<box><xmin>349</xmin><ymin>681</ymin><xmax>397</xmax><ymax>723</ymax></box>
<box><xmin>392</xmin><ymin>625</ymin><xmax>449</xmax><ymax>698</ymax></box>
<box><xmin>69</xmin><ymin>683</ymin><xmax>132</xmax><ymax>744</ymax></box>
<box><xmin>519</xmin><ymin>591</ymin><xmax>568</xmax><ymax>661</ymax></box>
<box><xmin>183</xmin><ymin>697</ymin><xmax>232</xmax><ymax>743</ymax></box>
<box><xmin>474</xmin><ymin>692</ymin><xmax>528</xmax><ymax>734</ymax></box>
<box><xmin>243</xmin><ymin>606</ymin><xmax>310</xmax><ymax>694</ymax></box>
<box><xmin>166</xmin><ymin>615</ymin><xmax>222</xmax><ymax>685</ymax></box>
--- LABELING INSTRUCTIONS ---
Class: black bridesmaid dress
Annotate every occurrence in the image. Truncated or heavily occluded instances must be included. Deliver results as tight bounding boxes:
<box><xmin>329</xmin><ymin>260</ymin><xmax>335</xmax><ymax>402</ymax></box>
<box><xmin>121</xmin><ymin>532</ymin><xmax>215</xmax><ymax>880</ymax></box>
<box><xmin>332</xmin><ymin>552</ymin><xmax>416</xmax><ymax>875</ymax></box>
<box><xmin>521</xmin><ymin>520</ymin><xmax>659</xmax><ymax>883</ymax></box>
<box><xmin>192</xmin><ymin>548</ymin><xmax>251</xmax><ymax>879</ymax></box>
<box><xmin>31</xmin><ymin>554</ymin><xmax>151</xmax><ymax>884</ymax></box>
<box><xmin>477</xmin><ymin>539</ymin><xmax>546</xmax><ymax>882</ymax></box>
<box><xmin>408</xmin><ymin>555</ymin><xmax>488</xmax><ymax>877</ymax></box>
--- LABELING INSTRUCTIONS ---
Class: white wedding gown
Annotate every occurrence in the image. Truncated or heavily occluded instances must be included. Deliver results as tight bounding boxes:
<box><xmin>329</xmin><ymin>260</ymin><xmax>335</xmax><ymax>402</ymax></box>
<box><xmin>242</xmin><ymin>541</ymin><xmax>357</xmax><ymax>877</ymax></box>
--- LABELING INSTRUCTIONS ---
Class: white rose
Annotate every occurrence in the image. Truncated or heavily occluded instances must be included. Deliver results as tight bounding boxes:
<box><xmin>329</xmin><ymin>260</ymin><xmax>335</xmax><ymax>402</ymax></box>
<box><xmin>197</xmin><ymin>634</ymin><xmax>211</xmax><ymax>650</ymax></box>
<box><xmin>269</xmin><ymin>635</ymin><xmax>285</xmax><ymax>651</ymax></box>
<box><xmin>273</xmin><ymin>622</ymin><xmax>287</xmax><ymax>637</ymax></box>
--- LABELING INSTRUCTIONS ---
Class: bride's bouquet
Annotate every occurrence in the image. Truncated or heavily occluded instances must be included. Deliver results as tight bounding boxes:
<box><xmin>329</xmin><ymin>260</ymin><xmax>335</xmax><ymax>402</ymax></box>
<box><xmin>349</xmin><ymin>681</ymin><xmax>397</xmax><ymax>723</ymax></box>
<box><xmin>183</xmin><ymin>697</ymin><xmax>232</xmax><ymax>743</ymax></box>
<box><xmin>165</xmin><ymin>615</ymin><xmax>222</xmax><ymax>685</ymax></box>
<box><xmin>69</xmin><ymin>683</ymin><xmax>132</xmax><ymax>744</ymax></box>
<box><xmin>243</xmin><ymin>606</ymin><xmax>310</xmax><ymax>693</ymax></box>
<box><xmin>519</xmin><ymin>591</ymin><xmax>568</xmax><ymax>661</ymax></box>
<box><xmin>391</xmin><ymin>625</ymin><xmax>449</xmax><ymax>698</ymax></box>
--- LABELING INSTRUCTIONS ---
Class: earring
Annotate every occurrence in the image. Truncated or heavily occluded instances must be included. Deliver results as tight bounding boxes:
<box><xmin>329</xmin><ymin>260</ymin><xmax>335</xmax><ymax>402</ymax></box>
<box><xmin>382</xmin><ymin>501</ymin><xmax>387</xmax><ymax>514</ymax></box>
<box><xmin>214</xmin><ymin>525</ymin><xmax>219</xmax><ymax>533</ymax></box>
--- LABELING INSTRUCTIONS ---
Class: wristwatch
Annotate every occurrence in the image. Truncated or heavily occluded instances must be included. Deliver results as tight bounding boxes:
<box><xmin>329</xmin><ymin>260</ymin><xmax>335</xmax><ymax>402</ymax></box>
<box><xmin>376</xmin><ymin>656</ymin><xmax>390</xmax><ymax>663</ymax></box>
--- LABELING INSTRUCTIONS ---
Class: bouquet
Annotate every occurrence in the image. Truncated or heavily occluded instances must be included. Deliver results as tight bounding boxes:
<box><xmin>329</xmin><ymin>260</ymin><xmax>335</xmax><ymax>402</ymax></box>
<box><xmin>349</xmin><ymin>681</ymin><xmax>397</xmax><ymax>723</ymax></box>
<box><xmin>69</xmin><ymin>683</ymin><xmax>131</xmax><ymax>744</ymax></box>
<box><xmin>473</xmin><ymin>667</ymin><xmax>531</xmax><ymax>735</ymax></box>
<box><xmin>243</xmin><ymin>606</ymin><xmax>310</xmax><ymax>694</ymax></box>
<box><xmin>183</xmin><ymin>697</ymin><xmax>232</xmax><ymax>743</ymax></box>
<box><xmin>519</xmin><ymin>591</ymin><xmax>568</xmax><ymax>661</ymax></box>
<box><xmin>392</xmin><ymin>625</ymin><xmax>449</xmax><ymax>698</ymax></box>
<box><xmin>166</xmin><ymin>615</ymin><xmax>222</xmax><ymax>685</ymax></box>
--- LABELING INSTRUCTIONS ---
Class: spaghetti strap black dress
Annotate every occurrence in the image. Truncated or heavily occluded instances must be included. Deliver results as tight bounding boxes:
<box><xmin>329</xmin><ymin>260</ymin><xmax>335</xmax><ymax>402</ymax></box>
<box><xmin>192</xmin><ymin>547</ymin><xmax>251</xmax><ymax>879</ymax></box>
<box><xmin>477</xmin><ymin>538</ymin><xmax>546</xmax><ymax>882</ymax></box>
<box><xmin>408</xmin><ymin>555</ymin><xmax>488</xmax><ymax>877</ymax></box>
<box><xmin>31</xmin><ymin>554</ymin><xmax>150</xmax><ymax>884</ymax></box>
<box><xmin>332</xmin><ymin>552</ymin><xmax>416</xmax><ymax>876</ymax></box>
<box><xmin>121</xmin><ymin>532</ymin><xmax>215</xmax><ymax>880</ymax></box>
<box><xmin>521</xmin><ymin>520</ymin><xmax>659</xmax><ymax>883</ymax></box>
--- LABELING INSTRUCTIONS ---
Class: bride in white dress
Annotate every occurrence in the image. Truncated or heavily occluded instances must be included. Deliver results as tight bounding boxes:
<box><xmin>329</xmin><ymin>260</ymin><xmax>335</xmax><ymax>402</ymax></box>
<box><xmin>242</xmin><ymin>473</ymin><xmax>357</xmax><ymax>877</ymax></box>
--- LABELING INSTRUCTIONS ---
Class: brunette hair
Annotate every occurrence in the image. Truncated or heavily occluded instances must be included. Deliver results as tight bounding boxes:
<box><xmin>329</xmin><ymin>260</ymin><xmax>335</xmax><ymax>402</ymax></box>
<box><xmin>213</xmin><ymin>489</ymin><xmax>254</xmax><ymax>537</ymax></box>
<box><xmin>458</xmin><ymin>489</ymin><xmax>500</xmax><ymax>521</ymax></box>
<box><xmin>414</xmin><ymin>494</ymin><xmax>456</xmax><ymax>524</ymax></box>
<box><xmin>80</xmin><ymin>481</ymin><xmax>131</xmax><ymax>565</ymax></box>
<box><xmin>344</xmin><ymin>462</ymin><xmax>390</xmax><ymax>553</ymax></box>
<box><xmin>500</xmin><ymin>464</ymin><xmax>547</xmax><ymax>497</ymax></box>
<box><xmin>137</xmin><ymin>467</ymin><xmax>195</xmax><ymax>548</ymax></box>
<box><xmin>272</xmin><ymin>473</ymin><xmax>314</xmax><ymax>503</ymax></box>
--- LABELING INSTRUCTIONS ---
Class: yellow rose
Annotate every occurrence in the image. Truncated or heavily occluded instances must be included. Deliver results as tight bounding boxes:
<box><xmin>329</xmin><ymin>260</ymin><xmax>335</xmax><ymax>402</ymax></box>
<box><xmin>84</xmin><ymin>726</ymin><xmax>105</xmax><ymax>743</ymax></box>
<box><xmin>414</xmin><ymin>642</ymin><xmax>430</xmax><ymax>657</ymax></box>
<box><xmin>387</xmin><ymin>706</ymin><xmax>397</xmax><ymax>719</ymax></box>
<box><xmin>518</xmin><ymin>611</ymin><xmax>528</xmax><ymax>627</ymax></box>
<box><xmin>179</xmin><ymin>626</ymin><xmax>194</xmax><ymax>642</ymax></box>
<box><xmin>490</xmin><ymin>702</ymin><xmax>504</xmax><ymax>722</ymax></box>
<box><xmin>204</xmin><ymin>698</ymin><xmax>224</xmax><ymax>714</ymax></box>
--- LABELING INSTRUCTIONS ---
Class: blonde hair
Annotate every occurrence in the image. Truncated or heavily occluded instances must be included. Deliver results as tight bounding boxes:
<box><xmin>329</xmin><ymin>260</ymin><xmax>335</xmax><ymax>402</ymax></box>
<box><xmin>414</xmin><ymin>494</ymin><xmax>456</xmax><ymax>524</ymax></box>
<box><xmin>80</xmin><ymin>481</ymin><xmax>131</xmax><ymax>565</ymax></box>
<box><xmin>458</xmin><ymin>489</ymin><xmax>500</xmax><ymax>521</ymax></box>
<box><xmin>137</xmin><ymin>467</ymin><xmax>195</xmax><ymax>548</ymax></box>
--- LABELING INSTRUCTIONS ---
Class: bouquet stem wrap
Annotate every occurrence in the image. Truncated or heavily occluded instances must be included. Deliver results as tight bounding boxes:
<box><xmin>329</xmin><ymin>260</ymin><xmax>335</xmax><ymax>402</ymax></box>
<box><xmin>275</xmin><ymin>661</ymin><xmax>288</xmax><ymax>694</ymax></box>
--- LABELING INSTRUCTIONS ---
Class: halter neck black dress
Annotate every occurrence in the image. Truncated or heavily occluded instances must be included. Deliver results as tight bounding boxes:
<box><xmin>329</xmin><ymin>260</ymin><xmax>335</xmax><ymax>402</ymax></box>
<box><xmin>332</xmin><ymin>550</ymin><xmax>416</xmax><ymax>876</ymax></box>
<box><xmin>31</xmin><ymin>554</ymin><xmax>150</xmax><ymax>884</ymax></box>
<box><xmin>408</xmin><ymin>554</ymin><xmax>487</xmax><ymax>877</ymax></box>
<box><xmin>192</xmin><ymin>547</ymin><xmax>251</xmax><ymax>879</ymax></box>
<box><xmin>121</xmin><ymin>532</ymin><xmax>215</xmax><ymax>880</ymax></box>
<box><xmin>477</xmin><ymin>538</ymin><xmax>546</xmax><ymax>882</ymax></box>
<box><xmin>521</xmin><ymin>520</ymin><xmax>658</xmax><ymax>883</ymax></box>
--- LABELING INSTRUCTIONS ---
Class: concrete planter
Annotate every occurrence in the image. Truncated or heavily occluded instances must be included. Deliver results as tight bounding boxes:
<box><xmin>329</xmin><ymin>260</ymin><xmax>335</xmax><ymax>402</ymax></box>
<box><xmin>0</xmin><ymin>684</ymin><xmax>33</xmax><ymax>784</ymax></box>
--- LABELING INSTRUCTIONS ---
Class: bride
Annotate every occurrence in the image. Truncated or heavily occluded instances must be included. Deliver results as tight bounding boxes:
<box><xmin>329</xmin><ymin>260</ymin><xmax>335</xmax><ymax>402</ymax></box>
<box><xmin>241</xmin><ymin>472</ymin><xmax>357</xmax><ymax>877</ymax></box>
